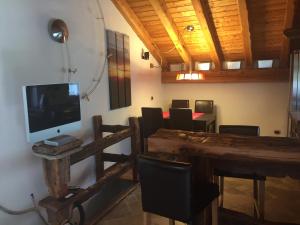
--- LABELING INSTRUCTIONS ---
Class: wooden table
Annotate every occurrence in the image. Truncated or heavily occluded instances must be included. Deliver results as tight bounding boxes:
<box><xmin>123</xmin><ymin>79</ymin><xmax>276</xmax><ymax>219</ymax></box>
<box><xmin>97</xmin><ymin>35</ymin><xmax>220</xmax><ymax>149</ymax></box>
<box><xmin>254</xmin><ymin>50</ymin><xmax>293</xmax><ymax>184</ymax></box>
<box><xmin>194</xmin><ymin>113</ymin><xmax>216</xmax><ymax>133</ymax></box>
<box><xmin>148</xmin><ymin>129</ymin><xmax>300</xmax><ymax>225</ymax></box>
<box><xmin>163</xmin><ymin>111</ymin><xmax>216</xmax><ymax>132</ymax></box>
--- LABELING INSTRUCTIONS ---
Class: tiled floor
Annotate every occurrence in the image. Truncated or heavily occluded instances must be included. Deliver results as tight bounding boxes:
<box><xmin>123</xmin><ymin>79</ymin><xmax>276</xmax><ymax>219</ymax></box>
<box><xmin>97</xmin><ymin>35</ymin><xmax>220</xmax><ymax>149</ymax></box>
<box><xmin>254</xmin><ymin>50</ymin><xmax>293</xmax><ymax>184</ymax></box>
<box><xmin>97</xmin><ymin>177</ymin><xmax>300</xmax><ymax>225</ymax></box>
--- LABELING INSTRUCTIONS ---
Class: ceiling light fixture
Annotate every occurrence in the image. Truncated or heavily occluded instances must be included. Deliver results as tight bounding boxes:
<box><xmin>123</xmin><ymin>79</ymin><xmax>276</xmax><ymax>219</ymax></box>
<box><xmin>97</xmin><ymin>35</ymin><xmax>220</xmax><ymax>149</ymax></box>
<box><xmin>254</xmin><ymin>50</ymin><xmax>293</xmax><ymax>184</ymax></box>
<box><xmin>176</xmin><ymin>60</ymin><xmax>204</xmax><ymax>81</ymax></box>
<box><xmin>176</xmin><ymin>72</ymin><xmax>204</xmax><ymax>81</ymax></box>
<box><xmin>186</xmin><ymin>25</ymin><xmax>194</xmax><ymax>32</ymax></box>
<box><xmin>175</xmin><ymin>25</ymin><xmax>203</xmax><ymax>81</ymax></box>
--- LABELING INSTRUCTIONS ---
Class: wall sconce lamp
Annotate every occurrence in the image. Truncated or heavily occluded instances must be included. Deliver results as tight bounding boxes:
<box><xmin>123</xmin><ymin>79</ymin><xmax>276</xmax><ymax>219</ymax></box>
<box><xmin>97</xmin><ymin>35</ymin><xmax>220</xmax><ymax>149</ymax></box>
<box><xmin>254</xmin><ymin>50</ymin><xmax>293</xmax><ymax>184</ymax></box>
<box><xmin>49</xmin><ymin>19</ymin><xmax>69</xmax><ymax>43</ymax></box>
<box><xmin>141</xmin><ymin>48</ymin><xmax>150</xmax><ymax>60</ymax></box>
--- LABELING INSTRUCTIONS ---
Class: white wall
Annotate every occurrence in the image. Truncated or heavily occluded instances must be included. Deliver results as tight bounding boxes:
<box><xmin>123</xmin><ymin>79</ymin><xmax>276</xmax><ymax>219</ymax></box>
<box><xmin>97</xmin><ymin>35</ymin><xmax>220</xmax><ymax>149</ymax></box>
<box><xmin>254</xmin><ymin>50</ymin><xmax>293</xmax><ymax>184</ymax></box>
<box><xmin>162</xmin><ymin>82</ymin><xmax>289</xmax><ymax>136</ymax></box>
<box><xmin>0</xmin><ymin>0</ymin><xmax>162</xmax><ymax>224</ymax></box>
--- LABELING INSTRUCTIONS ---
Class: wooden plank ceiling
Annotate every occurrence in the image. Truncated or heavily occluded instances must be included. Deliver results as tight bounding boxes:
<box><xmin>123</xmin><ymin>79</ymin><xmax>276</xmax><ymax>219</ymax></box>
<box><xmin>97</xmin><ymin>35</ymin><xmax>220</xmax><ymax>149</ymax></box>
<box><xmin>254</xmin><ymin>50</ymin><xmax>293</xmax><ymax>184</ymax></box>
<box><xmin>112</xmin><ymin>0</ymin><xmax>298</xmax><ymax>82</ymax></box>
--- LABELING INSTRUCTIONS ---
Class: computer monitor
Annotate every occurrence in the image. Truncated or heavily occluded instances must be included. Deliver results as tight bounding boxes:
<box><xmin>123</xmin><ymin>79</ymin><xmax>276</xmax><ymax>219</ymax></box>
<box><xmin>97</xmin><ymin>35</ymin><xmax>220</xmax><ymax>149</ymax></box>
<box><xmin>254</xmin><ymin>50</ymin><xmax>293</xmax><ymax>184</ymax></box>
<box><xmin>22</xmin><ymin>83</ymin><xmax>81</xmax><ymax>143</ymax></box>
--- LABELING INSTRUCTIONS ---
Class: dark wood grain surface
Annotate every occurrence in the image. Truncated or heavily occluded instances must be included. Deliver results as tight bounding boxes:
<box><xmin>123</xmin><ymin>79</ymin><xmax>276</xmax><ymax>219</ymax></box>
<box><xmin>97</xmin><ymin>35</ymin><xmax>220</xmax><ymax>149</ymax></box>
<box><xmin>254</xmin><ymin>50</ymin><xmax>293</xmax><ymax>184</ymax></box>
<box><xmin>148</xmin><ymin>129</ymin><xmax>300</xmax><ymax>178</ymax></box>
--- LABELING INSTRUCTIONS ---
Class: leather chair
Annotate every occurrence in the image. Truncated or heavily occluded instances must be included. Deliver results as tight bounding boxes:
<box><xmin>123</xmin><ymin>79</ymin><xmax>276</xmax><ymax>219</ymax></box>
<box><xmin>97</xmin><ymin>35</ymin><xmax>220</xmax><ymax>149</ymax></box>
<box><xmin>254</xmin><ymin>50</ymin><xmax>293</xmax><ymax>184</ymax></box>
<box><xmin>141</xmin><ymin>107</ymin><xmax>164</xmax><ymax>152</ymax></box>
<box><xmin>169</xmin><ymin>108</ymin><xmax>193</xmax><ymax>131</ymax></box>
<box><xmin>195</xmin><ymin>100</ymin><xmax>214</xmax><ymax>113</ymax></box>
<box><xmin>219</xmin><ymin>125</ymin><xmax>259</xmax><ymax>136</ymax></box>
<box><xmin>215</xmin><ymin>125</ymin><xmax>266</xmax><ymax>220</ymax></box>
<box><xmin>138</xmin><ymin>155</ymin><xmax>219</xmax><ymax>225</ymax></box>
<box><xmin>171</xmin><ymin>99</ymin><xmax>189</xmax><ymax>108</ymax></box>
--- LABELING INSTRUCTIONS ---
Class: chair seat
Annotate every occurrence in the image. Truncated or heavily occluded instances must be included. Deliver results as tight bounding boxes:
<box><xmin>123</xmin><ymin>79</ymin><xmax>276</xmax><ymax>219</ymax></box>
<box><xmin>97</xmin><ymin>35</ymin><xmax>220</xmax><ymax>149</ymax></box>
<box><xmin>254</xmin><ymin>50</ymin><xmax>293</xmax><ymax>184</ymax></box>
<box><xmin>214</xmin><ymin>168</ymin><xmax>266</xmax><ymax>180</ymax></box>
<box><xmin>193</xmin><ymin>183</ymin><xmax>219</xmax><ymax>212</ymax></box>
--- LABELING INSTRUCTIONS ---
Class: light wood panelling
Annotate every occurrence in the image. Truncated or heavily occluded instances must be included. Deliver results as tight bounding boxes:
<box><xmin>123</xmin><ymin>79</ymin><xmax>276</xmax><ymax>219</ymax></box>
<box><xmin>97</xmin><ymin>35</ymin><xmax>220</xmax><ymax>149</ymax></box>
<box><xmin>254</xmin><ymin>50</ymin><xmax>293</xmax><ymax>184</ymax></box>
<box><xmin>114</xmin><ymin>0</ymin><xmax>298</xmax><ymax>78</ymax></box>
<box><xmin>111</xmin><ymin>0</ymin><xmax>166</xmax><ymax>67</ymax></box>
<box><xmin>149</xmin><ymin>0</ymin><xmax>192</xmax><ymax>67</ymax></box>
<box><xmin>191</xmin><ymin>0</ymin><xmax>224</xmax><ymax>69</ymax></box>
<box><xmin>237</xmin><ymin>0</ymin><xmax>253</xmax><ymax>67</ymax></box>
<box><xmin>280</xmin><ymin>0</ymin><xmax>295</xmax><ymax>67</ymax></box>
<box><xmin>208</xmin><ymin>0</ymin><xmax>243</xmax><ymax>61</ymax></box>
<box><xmin>248</xmin><ymin>0</ymin><xmax>289</xmax><ymax>60</ymax></box>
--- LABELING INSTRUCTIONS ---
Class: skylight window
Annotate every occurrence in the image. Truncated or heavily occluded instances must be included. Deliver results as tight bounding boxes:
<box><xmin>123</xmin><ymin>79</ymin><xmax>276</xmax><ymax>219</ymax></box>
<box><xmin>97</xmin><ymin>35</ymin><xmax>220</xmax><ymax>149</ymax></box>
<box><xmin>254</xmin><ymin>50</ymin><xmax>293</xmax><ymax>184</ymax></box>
<box><xmin>170</xmin><ymin>63</ymin><xmax>185</xmax><ymax>71</ymax></box>
<box><xmin>196</xmin><ymin>62</ymin><xmax>211</xmax><ymax>71</ymax></box>
<box><xmin>258</xmin><ymin>60</ymin><xmax>273</xmax><ymax>68</ymax></box>
<box><xmin>223</xmin><ymin>61</ymin><xmax>241</xmax><ymax>70</ymax></box>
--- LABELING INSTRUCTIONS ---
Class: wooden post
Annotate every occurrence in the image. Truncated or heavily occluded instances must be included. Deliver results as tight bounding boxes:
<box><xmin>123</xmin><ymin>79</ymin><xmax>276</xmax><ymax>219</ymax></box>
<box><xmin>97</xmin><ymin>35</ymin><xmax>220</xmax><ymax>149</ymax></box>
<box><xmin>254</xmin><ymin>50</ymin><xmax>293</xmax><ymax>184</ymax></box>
<box><xmin>129</xmin><ymin>117</ymin><xmax>141</xmax><ymax>181</ymax></box>
<box><xmin>193</xmin><ymin>157</ymin><xmax>214</xmax><ymax>225</ymax></box>
<box><xmin>258</xmin><ymin>180</ymin><xmax>265</xmax><ymax>220</ymax></box>
<box><xmin>219</xmin><ymin>176</ymin><xmax>224</xmax><ymax>207</ymax></box>
<box><xmin>253</xmin><ymin>180</ymin><xmax>258</xmax><ymax>218</ymax></box>
<box><xmin>43</xmin><ymin>158</ymin><xmax>70</xmax><ymax>199</ymax></box>
<box><xmin>93</xmin><ymin>115</ymin><xmax>104</xmax><ymax>180</ymax></box>
<box><xmin>46</xmin><ymin>208</ymin><xmax>71</xmax><ymax>225</ymax></box>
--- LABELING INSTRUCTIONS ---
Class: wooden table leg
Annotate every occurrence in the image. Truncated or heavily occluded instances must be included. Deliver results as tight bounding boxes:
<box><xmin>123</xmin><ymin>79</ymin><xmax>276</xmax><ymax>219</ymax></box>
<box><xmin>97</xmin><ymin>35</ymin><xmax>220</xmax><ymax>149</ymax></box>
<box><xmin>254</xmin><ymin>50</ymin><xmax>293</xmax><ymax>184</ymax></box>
<box><xmin>219</xmin><ymin>176</ymin><xmax>224</xmax><ymax>208</ymax></box>
<box><xmin>43</xmin><ymin>158</ymin><xmax>70</xmax><ymax>199</ymax></box>
<box><xmin>258</xmin><ymin>180</ymin><xmax>265</xmax><ymax>220</ymax></box>
<box><xmin>193</xmin><ymin>157</ymin><xmax>216</xmax><ymax>225</ymax></box>
<box><xmin>253</xmin><ymin>179</ymin><xmax>258</xmax><ymax>218</ymax></box>
<box><xmin>143</xmin><ymin>212</ymin><xmax>151</xmax><ymax>225</ymax></box>
<box><xmin>212</xmin><ymin>198</ymin><xmax>219</xmax><ymax>225</ymax></box>
<box><xmin>46</xmin><ymin>207</ymin><xmax>72</xmax><ymax>225</ymax></box>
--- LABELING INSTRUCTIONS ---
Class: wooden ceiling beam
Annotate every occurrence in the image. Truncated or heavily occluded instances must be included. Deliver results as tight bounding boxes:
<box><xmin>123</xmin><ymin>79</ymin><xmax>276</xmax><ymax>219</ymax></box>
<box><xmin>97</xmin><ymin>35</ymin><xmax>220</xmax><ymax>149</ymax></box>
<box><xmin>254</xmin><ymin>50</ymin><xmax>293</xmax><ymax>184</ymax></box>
<box><xmin>148</xmin><ymin>0</ymin><xmax>192</xmax><ymax>68</ymax></box>
<box><xmin>162</xmin><ymin>68</ymin><xmax>289</xmax><ymax>83</ymax></box>
<box><xmin>237</xmin><ymin>0</ymin><xmax>253</xmax><ymax>68</ymax></box>
<box><xmin>111</xmin><ymin>0</ymin><xmax>166</xmax><ymax>68</ymax></box>
<box><xmin>191</xmin><ymin>0</ymin><xmax>224</xmax><ymax>70</ymax></box>
<box><xmin>280</xmin><ymin>0</ymin><xmax>295</xmax><ymax>68</ymax></box>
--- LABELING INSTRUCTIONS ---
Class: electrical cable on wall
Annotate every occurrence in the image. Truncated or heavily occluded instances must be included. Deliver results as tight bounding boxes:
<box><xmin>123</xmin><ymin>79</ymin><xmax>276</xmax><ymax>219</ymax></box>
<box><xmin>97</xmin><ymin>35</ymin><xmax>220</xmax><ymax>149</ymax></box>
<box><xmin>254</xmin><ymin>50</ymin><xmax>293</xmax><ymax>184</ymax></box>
<box><xmin>81</xmin><ymin>0</ymin><xmax>108</xmax><ymax>101</ymax></box>
<box><xmin>65</xmin><ymin>41</ymin><xmax>72</xmax><ymax>82</ymax></box>
<box><xmin>0</xmin><ymin>193</ymin><xmax>84</xmax><ymax>225</ymax></box>
<box><xmin>151</xmin><ymin>42</ymin><xmax>168</xmax><ymax>70</ymax></box>
<box><xmin>0</xmin><ymin>194</ymin><xmax>50</xmax><ymax>225</ymax></box>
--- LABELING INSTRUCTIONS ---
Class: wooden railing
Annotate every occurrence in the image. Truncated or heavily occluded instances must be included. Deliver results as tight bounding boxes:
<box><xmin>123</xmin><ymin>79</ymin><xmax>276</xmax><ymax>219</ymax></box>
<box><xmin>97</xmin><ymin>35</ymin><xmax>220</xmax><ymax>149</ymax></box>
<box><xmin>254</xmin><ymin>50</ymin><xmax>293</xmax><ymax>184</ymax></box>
<box><xmin>33</xmin><ymin>116</ymin><xmax>141</xmax><ymax>225</ymax></box>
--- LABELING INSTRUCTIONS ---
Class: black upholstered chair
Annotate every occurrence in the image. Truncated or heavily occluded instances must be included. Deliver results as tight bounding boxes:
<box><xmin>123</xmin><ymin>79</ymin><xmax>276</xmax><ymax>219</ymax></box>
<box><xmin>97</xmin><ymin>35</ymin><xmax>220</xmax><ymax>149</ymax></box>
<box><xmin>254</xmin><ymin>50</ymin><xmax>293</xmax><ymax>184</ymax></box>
<box><xmin>195</xmin><ymin>100</ymin><xmax>214</xmax><ymax>113</ymax></box>
<box><xmin>169</xmin><ymin>108</ymin><xmax>193</xmax><ymax>131</ymax></box>
<box><xmin>219</xmin><ymin>125</ymin><xmax>259</xmax><ymax>136</ymax></box>
<box><xmin>141</xmin><ymin>107</ymin><xmax>164</xmax><ymax>152</ymax></box>
<box><xmin>215</xmin><ymin>125</ymin><xmax>266</xmax><ymax>220</ymax></box>
<box><xmin>171</xmin><ymin>99</ymin><xmax>189</xmax><ymax>108</ymax></box>
<box><xmin>138</xmin><ymin>155</ymin><xmax>219</xmax><ymax>225</ymax></box>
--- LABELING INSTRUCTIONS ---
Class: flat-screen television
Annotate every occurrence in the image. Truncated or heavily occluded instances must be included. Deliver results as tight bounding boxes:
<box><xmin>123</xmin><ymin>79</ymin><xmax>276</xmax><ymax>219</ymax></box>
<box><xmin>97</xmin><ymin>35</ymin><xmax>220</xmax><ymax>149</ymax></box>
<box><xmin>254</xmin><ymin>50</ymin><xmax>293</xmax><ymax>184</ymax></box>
<box><xmin>22</xmin><ymin>83</ymin><xmax>81</xmax><ymax>143</ymax></box>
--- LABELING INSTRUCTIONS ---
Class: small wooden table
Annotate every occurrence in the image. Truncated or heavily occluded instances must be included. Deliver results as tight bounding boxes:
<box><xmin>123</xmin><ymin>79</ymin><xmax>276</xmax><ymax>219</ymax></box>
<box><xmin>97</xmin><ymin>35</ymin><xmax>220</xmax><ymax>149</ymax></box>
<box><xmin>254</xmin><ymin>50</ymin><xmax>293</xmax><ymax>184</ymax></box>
<box><xmin>148</xmin><ymin>129</ymin><xmax>300</xmax><ymax>225</ymax></box>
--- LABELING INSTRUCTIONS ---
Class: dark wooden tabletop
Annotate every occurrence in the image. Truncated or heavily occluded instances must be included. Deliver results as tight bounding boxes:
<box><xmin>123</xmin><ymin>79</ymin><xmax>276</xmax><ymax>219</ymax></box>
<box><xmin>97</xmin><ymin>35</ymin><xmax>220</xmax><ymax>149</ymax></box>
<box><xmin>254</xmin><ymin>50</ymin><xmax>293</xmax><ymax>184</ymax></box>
<box><xmin>148</xmin><ymin>129</ymin><xmax>300</xmax><ymax>178</ymax></box>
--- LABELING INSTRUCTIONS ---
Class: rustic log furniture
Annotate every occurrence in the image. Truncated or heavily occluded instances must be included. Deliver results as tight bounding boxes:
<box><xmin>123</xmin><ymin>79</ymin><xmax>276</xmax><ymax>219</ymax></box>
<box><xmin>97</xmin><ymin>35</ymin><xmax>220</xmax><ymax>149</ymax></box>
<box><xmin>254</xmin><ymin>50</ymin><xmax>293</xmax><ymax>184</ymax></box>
<box><xmin>147</xmin><ymin>128</ymin><xmax>300</xmax><ymax>225</ymax></box>
<box><xmin>215</xmin><ymin>125</ymin><xmax>266</xmax><ymax>220</ymax></box>
<box><xmin>32</xmin><ymin>116</ymin><xmax>141</xmax><ymax>225</ymax></box>
<box><xmin>138</xmin><ymin>154</ymin><xmax>219</xmax><ymax>225</ymax></box>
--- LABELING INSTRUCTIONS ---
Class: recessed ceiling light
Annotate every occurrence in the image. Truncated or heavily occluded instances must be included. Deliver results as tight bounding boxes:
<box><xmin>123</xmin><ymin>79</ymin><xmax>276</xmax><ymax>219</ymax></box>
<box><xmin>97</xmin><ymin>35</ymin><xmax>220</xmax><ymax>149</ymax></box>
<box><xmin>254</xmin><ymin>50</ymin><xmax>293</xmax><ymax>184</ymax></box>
<box><xmin>186</xmin><ymin>25</ymin><xmax>194</xmax><ymax>32</ymax></box>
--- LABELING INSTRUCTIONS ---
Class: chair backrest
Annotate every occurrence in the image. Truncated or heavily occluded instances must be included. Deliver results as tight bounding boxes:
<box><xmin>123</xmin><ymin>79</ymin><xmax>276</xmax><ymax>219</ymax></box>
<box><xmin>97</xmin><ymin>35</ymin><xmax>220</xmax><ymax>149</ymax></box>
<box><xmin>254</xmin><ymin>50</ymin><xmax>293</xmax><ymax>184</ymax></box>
<box><xmin>169</xmin><ymin>108</ymin><xmax>193</xmax><ymax>131</ymax></box>
<box><xmin>138</xmin><ymin>155</ymin><xmax>192</xmax><ymax>222</ymax></box>
<box><xmin>219</xmin><ymin>125</ymin><xmax>260</xmax><ymax>136</ymax></box>
<box><xmin>195</xmin><ymin>100</ymin><xmax>214</xmax><ymax>113</ymax></box>
<box><xmin>171</xmin><ymin>99</ymin><xmax>189</xmax><ymax>108</ymax></box>
<box><xmin>141</xmin><ymin>107</ymin><xmax>164</xmax><ymax>138</ymax></box>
